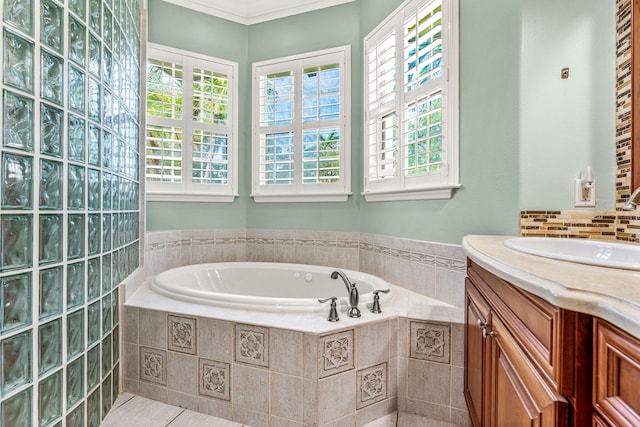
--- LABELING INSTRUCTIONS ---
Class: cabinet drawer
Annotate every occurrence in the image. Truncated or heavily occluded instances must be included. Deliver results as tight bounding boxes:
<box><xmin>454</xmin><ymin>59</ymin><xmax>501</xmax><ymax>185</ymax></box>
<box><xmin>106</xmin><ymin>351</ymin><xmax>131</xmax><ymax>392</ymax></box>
<box><xmin>593</xmin><ymin>319</ymin><xmax>640</xmax><ymax>426</ymax></box>
<box><xmin>467</xmin><ymin>260</ymin><xmax>572</xmax><ymax>390</ymax></box>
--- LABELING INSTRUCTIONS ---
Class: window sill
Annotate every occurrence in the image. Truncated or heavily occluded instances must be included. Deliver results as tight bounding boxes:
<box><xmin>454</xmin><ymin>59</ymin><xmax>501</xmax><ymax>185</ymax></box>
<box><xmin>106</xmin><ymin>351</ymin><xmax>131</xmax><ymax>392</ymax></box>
<box><xmin>362</xmin><ymin>185</ymin><xmax>460</xmax><ymax>202</ymax></box>
<box><xmin>146</xmin><ymin>192</ymin><xmax>238</xmax><ymax>203</ymax></box>
<box><xmin>251</xmin><ymin>192</ymin><xmax>351</xmax><ymax>203</ymax></box>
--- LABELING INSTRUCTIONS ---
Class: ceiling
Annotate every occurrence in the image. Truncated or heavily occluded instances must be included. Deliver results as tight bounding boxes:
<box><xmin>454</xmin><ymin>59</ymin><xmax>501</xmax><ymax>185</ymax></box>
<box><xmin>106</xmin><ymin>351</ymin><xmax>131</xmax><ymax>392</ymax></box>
<box><xmin>160</xmin><ymin>0</ymin><xmax>357</xmax><ymax>25</ymax></box>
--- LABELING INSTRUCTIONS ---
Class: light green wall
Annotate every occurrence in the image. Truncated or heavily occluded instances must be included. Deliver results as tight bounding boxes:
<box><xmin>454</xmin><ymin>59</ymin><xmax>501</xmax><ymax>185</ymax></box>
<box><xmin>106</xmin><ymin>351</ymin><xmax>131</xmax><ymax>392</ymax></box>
<box><xmin>146</xmin><ymin>0</ymin><xmax>617</xmax><ymax>245</ymax></box>
<box><xmin>519</xmin><ymin>0</ymin><xmax>615</xmax><ymax>210</ymax></box>
<box><xmin>146</xmin><ymin>0</ymin><xmax>249</xmax><ymax>230</ymax></box>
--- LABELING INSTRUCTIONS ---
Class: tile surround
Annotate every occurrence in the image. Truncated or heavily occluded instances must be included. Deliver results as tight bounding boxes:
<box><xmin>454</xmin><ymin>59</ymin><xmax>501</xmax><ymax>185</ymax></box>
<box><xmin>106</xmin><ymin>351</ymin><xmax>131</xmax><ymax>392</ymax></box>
<box><xmin>123</xmin><ymin>306</ymin><xmax>468</xmax><ymax>426</ymax></box>
<box><xmin>125</xmin><ymin>229</ymin><xmax>470</xmax><ymax>425</ymax></box>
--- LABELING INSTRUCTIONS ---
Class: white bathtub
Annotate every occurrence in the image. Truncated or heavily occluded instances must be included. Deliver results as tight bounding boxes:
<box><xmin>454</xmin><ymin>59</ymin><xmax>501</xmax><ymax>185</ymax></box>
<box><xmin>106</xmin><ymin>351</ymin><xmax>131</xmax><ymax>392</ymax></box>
<box><xmin>150</xmin><ymin>262</ymin><xmax>392</xmax><ymax>312</ymax></box>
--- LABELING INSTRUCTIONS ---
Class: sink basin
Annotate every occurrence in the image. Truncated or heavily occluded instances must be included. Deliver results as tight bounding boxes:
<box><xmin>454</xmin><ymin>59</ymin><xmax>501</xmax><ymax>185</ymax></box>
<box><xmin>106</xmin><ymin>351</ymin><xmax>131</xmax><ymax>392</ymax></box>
<box><xmin>503</xmin><ymin>237</ymin><xmax>640</xmax><ymax>271</ymax></box>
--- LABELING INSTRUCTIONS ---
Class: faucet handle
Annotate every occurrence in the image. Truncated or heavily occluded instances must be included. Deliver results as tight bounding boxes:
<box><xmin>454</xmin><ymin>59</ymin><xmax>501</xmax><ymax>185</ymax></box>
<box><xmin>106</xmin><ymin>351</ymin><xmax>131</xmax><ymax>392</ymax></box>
<box><xmin>318</xmin><ymin>297</ymin><xmax>340</xmax><ymax>322</ymax></box>
<box><xmin>370</xmin><ymin>289</ymin><xmax>391</xmax><ymax>314</ymax></box>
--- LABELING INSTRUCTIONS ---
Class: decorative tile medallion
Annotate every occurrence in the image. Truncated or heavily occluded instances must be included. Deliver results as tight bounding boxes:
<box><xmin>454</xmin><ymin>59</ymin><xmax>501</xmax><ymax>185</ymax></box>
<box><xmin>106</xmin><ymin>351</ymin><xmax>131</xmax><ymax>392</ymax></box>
<box><xmin>199</xmin><ymin>358</ymin><xmax>231</xmax><ymax>401</ymax></box>
<box><xmin>235</xmin><ymin>324</ymin><xmax>269</xmax><ymax>367</ymax></box>
<box><xmin>410</xmin><ymin>321</ymin><xmax>450</xmax><ymax>364</ymax></box>
<box><xmin>167</xmin><ymin>315</ymin><xmax>197</xmax><ymax>354</ymax></box>
<box><xmin>357</xmin><ymin>362</ymin><xmax>387</xmax><ymax>409</ymax></box>
<box><xmin>140</xmin><ymin>347</ymin><xmax>166</xmax><ymax>385</ymax></box>
<box><xmin>318</xmin><ymin>329</ymin><xmax>354</xmax><ymax>378</ymax></box>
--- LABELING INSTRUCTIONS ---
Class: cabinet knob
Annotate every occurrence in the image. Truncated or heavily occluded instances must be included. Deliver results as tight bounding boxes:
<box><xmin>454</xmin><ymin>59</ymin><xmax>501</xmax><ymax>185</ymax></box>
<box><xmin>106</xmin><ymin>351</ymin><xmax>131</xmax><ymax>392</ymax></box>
<box><xmin>482</xmin><ymin>326</ymin><xmax>497</xmax><ymax>339</ymax></box>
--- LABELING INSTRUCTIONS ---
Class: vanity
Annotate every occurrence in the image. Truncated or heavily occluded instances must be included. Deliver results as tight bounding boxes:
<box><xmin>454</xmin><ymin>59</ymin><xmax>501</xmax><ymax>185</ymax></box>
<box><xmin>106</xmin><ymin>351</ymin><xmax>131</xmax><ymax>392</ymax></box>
<box><xmin>462</xmin><ymin>235</ymin><xmax>640</xmax><ymax>427</ymax></box>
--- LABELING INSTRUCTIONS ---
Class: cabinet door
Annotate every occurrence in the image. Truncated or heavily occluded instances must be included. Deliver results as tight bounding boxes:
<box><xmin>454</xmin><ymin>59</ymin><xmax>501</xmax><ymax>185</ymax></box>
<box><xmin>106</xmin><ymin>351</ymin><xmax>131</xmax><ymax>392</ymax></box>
<box><xmin>464</xmin><ymin>279</ymin><xmax>492</xmax><ymax>427</ymax></box>
<box><xmin>487</xmin><ymin>315</ymin><xmax>568</xmax><ymax>427</ymax></box>
<box><xmin>593</xmin><ymin>319</ymin><xmax>640</xmax><ymax>426</ymax></box>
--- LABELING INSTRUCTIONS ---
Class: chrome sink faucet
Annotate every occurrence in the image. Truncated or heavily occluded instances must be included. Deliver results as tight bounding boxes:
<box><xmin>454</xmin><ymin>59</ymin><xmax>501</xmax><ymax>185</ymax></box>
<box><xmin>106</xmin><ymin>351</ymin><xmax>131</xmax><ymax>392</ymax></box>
<box><xmin>623</xmin><ymin>187</ymin><xmax>640</xmax><ymax>211</ymax></box>
<box><xmin>331</xmin><ymin>270</ymin><xmax>361</xmax><ymax>318</ymax></box>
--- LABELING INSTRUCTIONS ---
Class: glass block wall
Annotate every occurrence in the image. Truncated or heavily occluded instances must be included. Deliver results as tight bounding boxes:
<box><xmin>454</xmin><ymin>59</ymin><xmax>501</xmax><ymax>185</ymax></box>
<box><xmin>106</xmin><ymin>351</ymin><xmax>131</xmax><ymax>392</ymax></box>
<box><xmin>0</xmin><ymin>0</ymin><xmax>141</xmax><ymax>426</ymax></box>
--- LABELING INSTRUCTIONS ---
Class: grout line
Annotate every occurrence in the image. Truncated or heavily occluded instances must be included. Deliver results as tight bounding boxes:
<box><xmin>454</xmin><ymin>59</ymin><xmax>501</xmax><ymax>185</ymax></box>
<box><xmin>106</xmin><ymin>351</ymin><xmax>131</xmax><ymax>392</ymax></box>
<box><xmin>111</xmin><ymin>393</ymin><xmax>137</xmax><ymax>411</ymax></box>
<box><xmin>165</xmin><ymin>408</ymin><xmax>187</xmax><ymax>426</ymax></box>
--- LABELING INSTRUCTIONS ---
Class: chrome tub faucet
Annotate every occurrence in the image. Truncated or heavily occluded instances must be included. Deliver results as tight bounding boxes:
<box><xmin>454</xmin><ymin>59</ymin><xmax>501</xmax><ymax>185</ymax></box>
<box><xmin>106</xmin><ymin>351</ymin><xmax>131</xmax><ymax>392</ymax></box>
<box><xmin>331</xmin><ymin>270</ymin><xmax>361</xmax><ymax>318</ymax></box>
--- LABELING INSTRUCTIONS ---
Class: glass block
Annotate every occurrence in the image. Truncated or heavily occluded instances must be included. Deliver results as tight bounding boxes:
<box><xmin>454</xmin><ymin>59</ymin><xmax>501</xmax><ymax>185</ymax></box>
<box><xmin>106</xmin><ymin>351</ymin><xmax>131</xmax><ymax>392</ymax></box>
<box><xmin>66</xmin><ymin>402</ymin><xmax>84</xmax><ymax>427</ymax></box>
<box><xmin>87</xmin><ymin>301</ymin><xmax>100</xmax><ymax>345</ymax></box>
<box><xmin>88</xmin><ymin>169</ymin><xmax>100</xmax><ymax>211</ymax></box>
<box><xmin>70</xmin><ymin>0</ymin><xmax>87</xmax><ymax>21</ymax></box>
<box><xmin>101</xmin><ymin>294</ymin><xmax>111</xmax><ymax>335</ymax></box>
<box><xmin>40</xmin><ymin>103</ymin><xmax>63</xmax><ymax>157</ymax></box>
<box><xmin>39</xmin><ymin>370</ymin><xmax>62</xmax><ymax>426</ymax></box>
<box><xmin>68</xmin><ymin>164</ymin><xmax>85</xmax><ymax>210</ymax></box>
<box><xmin>3</xmin><ymin>30</ymin><xmax>34</xmax><ymax>93</ymax></box>
<box><xmin>88</xmin><ymin>34</ymin><xmax>101</xmax><ymax>77</ymax></box>
<box><xmin>111</xmin><ymin>288</ymin><xmax>119</xmax><ymax>328</ymax></box>
<box><xmin>39</xmin><ymin>266</ymin><xmax>62</xmax><ymax>320</ymax></box>
<box><xmin>68</xmin><ymin>115</ymin><xmax>85</xmax><ymax>162</ymax></box>
<box><xmin>102</xmin><ymin>213</ymin><xmax>111</xmax><ymax>252</ymax></box>
<box><xmin>69</xmin><ymin>17</ymin><xmax>86</xmax><ymax>66</ymax></box>
<box><xmin>103</xmin><ymin>89</ymin><xmax>112</xmax><ymax>129</ymax></box>
<box><xmin>102</xmin><ymin>130</ymin><xmax>112</xmax><ymax>169</ymax></box>
<box><xmin>112</xmin><ymin>175</ymin><xmax>120</xmax><ymax>211</ymax></box>
<box><xmin>86</xmin><ymin>388</ymin><xmax>100</xmax><ymax>427</ymax></box>
<box><xmin>38</xmin><ymin>318</ymin><xmax>61</xmax><ymax>375</ymax></box>
<box><xmin>40</xmin><ymin>0</ymin><xmax>63</xmax><ymax>53</ymax></box>
<box><xmin>37</xmin><ymin>162</ymin><xmax>62</xmax><ymax>213</ymax></box>
<box><xmin>87</xmin><ymin>257</ymin><xmax>100</xmax><ymax>300</ymax></box>
<box><xmin>3</xmin><ymin>90</ymin><xmax>33</xmax><ymax>152</ymax></box>
<box><xmin>89</xmin><ymin>0</ymin><xmax>101</xmax><ymax>35</ymax></box>
<box><xmin>103</xmin><ymin>7</ymin><xmax>112</xmax><ymax>46</ymax></box>
<box><xmin>112</xmin><ymin>361</ymin><xmax>119</xmax><ymax>409</ymax></box>
<box><xmin>86</xmin><ymin>344</ymin><xmax>100</xmax><ymax>391</ymax></box>
<box><xmin>69</xmin><ymin>65</ymin><xmax>85</xmax><ymax>113</ymax></box>
<box><xmin>103</xmin><ymin>48</ymin><xmax>112</xmax><ymax>88</ymax></box>
<box><xmin>1</xmin><ymin>152</ymin><xmax>33</xmax><ymax>209</ymax></box>
<box><xmin>112</xmin><ymin>324</ymin><xmax>119</xmax><ymax>363</ymax></box>
<box><xmin>88</xmin><ymin>215</ymin><xmax>100</xmax><ymax>256</ymax></box>
<box><xmin>41</xmin><ymin>50</ymin><xmax>63</xmax><ymax>106</ymax></box>
<box><xmin>101</xmin><ymin>333</ymin><xmax>111</xmax><ymax>377</ymax></box>
<box><xmin>1</xmin><ymin>272</ymin><xmax>31</xmax><ymax>333</ymax></box>
<box><xmin>1</xmin><ymin>330</ymin><xmax>32</xmax><ymax>393</ymax></box>
<box><xmin>88</xmin><ymin>123</ymin><xmax>101</xmax><ymax>166</ymax></box>
<box><xmin>1</xmin><ymin>386</ymin><xmax>32</xmax><ymax>427</ymax></box>
<box><xmin>67</xmin><ymin>355</ymin><xmax>84</xmax><ymax>409</ymax></box>
<box><xmin>67</xmin><ymin>262</ymin><xmax>85</xmax><ymax>309</ymax></box>
<box><xmin>1</xmin><ymin>214</ymin><xmax>32</xmax><ymax>271</ymax></box>
<box><xmin>3</xmin><ymin>0</ymin><xmax>34</xmax><ymax>35</ymax></box>
<box><xmin>88</xmin><ymin>78</ymin><xmax>100</xmax><ymax>122</ymax></box>
<box><xmin>101</xmin><ymin>373</ymin><xmax>112</xmax><ymax>418</ymax></box>
<box><xmin>39</xmin><ymin>214</ymin><xmax>62</xmax><ymax>264</ymax></box>
<box><xmin>102</xmin><ymin>173</ymin><xmax>112</xmax><ymax>210</ymax></box>
<box><xmin>67</xmin><ymin>214</ymin><xmax>85</xmax><ymax>260</ymax></box>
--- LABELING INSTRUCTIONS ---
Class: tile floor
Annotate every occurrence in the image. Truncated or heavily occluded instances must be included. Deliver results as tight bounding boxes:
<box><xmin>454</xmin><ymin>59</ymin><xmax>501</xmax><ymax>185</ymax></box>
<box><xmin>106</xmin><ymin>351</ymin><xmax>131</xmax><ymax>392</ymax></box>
<box><xmin>101</xmin><ymin>393</ymin><xmax>459</xmax><ymax>427</ymax></box>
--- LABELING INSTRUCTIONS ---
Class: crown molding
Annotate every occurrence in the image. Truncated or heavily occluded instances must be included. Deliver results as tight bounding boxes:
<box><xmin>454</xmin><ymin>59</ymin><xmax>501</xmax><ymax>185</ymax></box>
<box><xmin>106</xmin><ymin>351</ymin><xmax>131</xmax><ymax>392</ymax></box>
<box><xmin>160</xmin><ymin>0</ymin><xmax>357</xmax><ymax>25</ymax></box>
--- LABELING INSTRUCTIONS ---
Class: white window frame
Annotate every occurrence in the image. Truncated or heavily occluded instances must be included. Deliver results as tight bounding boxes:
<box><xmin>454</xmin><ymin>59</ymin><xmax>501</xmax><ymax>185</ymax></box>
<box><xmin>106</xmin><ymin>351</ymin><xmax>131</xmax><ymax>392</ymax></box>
<box><xmin>363</xmin><ymin>0</ymin><xmax>459</xmax><ymax>202</ymax></box>
<box><xmin>145</xmin><ymin>43</ymin><xmax>239</xmax><ymax>202</ymax></box>
<box><xmin>251</xmin><ymin>46</ymin><xmax>352</xmax><ymax>202</ymax></box>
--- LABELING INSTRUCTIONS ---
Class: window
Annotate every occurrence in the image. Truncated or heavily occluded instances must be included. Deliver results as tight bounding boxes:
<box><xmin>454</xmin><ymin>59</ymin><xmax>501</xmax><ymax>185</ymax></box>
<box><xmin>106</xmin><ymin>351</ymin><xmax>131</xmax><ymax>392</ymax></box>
<box><xmin>145</xmin><ymin>44</ymin><xmax>238</xmax><ymax>201</ymax></box>
<box><xmin>364</xmin><ymin>0</ymin><xmax>459</xmax><ymax>201</ymax></box>
<box><xmin>252</xmin><ymin>46</ymin><xmax>351</xmax><ymax>202</ymax></box>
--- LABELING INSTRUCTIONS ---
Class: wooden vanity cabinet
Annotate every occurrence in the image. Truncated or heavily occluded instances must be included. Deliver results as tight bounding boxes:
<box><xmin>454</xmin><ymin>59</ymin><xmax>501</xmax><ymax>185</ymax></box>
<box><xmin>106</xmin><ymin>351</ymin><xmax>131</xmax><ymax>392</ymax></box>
<box><xmin>464</xmin><ymin>260</ymin><xmax>592</xmax><ymax>427</ymax></box>
<box><xmin>593</xmin><ymin>319</ymin><xmax>640</xmax><ymax>426</ymax></box>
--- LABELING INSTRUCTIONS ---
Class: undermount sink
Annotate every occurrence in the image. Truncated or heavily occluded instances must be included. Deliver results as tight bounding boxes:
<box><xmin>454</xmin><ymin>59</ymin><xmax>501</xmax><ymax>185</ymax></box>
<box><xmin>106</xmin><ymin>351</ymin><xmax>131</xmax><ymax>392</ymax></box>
<box><xmin>504</xmin><ymin>237</ymin><xmax>640</xmax><ymax>271</ymax></box>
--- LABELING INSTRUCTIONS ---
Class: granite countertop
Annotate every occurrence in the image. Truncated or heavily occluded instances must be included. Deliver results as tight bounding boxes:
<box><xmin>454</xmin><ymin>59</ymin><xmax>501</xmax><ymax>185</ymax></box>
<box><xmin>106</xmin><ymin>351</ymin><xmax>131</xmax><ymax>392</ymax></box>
<box><xmin>462</xmin><ymin>235</ymin><xmax>640</xmax><ymax>339</ymax></box>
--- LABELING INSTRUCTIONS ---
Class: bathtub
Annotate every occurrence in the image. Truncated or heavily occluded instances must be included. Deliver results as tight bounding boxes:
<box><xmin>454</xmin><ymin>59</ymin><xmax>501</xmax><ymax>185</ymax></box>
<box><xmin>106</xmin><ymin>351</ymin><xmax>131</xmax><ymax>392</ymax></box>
<box><xmin>150</xmin><ymin>262</ymin><xmax>392</xmax><ymax>312</ymax></box>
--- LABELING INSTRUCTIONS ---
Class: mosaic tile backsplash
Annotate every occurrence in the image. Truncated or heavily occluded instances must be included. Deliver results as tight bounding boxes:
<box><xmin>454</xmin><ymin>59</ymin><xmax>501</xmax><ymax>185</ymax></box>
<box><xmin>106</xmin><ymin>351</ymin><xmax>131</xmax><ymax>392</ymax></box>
<box><xmin>0</xmin><ymin>1</ymin><xmax>142</xmax><ymax>426</ymax></box>
<box><xmin>519</xmin><ymin>210</ymin><xmax>640</xmax><ymax>243</ymax></box>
